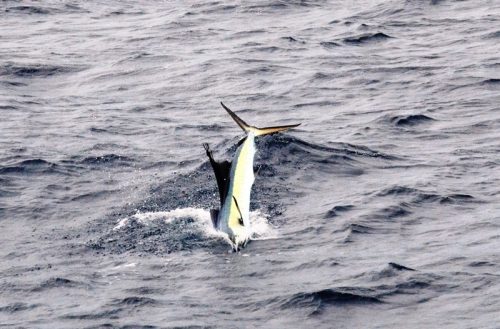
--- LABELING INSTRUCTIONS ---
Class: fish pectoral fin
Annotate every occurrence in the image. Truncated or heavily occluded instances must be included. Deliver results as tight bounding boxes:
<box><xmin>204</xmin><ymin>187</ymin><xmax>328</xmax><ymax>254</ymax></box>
<box><xmin>232</xmin><ymin>196</ymin><xmax>244</xmax><ymax>226</ymax></box>
<box><xmin>210</xmin><ymin>209</ymin><xmax>220</xmax><ymax>228</ymax></box>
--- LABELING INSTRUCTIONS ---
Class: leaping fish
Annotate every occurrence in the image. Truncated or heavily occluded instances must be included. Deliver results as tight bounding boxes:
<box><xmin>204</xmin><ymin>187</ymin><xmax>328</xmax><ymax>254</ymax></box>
<box><xmin>203</xmin><ymin>102</ymin><xmax>300</xmax><ymax>251</ymax></box>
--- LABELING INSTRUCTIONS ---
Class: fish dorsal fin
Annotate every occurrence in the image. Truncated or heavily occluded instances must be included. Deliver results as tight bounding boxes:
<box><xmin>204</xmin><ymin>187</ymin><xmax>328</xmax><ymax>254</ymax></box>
<box><xmin>203</xmin><ymin>143</ymin><xmax>231</xmax><ymax>206</ymax></box>
<box><xmin>210</xmin><ymin>209</ymin><xmax>220</xmax><ymax>228</ymax></box>
<box><xmin>232</xmin><ymin>196</ymin><xmax>244</xmax><ymax>226</ymax></box>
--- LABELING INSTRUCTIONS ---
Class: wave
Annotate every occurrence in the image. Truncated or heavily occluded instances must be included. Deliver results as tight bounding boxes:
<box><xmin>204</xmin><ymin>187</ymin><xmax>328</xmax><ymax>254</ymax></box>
<box><xmin>0</xmin><ymin>105</ymin><xmax>19</xmax><ymax>110</ymax></box>
<box><xmin>377</xmin><ymin>185</ymin><xmax>479</xmax><ymax>205</ymax></box>
<box><xmin>62</xmin><ymin>308</ymin><xmax>122</xmax><ymax>321</ymax></box>
<box><xmin>6</xmin><ymin>3</ymin><xmax>88</xmax><ymax>15</ymax></box>
<box><xmin>174</xmin><ymin>123</ymin><xmax>226</xmax><ymax>132</ymax></box>
<box><xmin>71</xmin><ymin>190</ymin><xmax>119</xmax><ymax>202</ymax></box>
<box><xmin>80</xmin><ymin>154</ymin><xmax>135</xmax><ymax>166</ymax></box>
<box><xmin>125</xmin><ymin>286</ymin><xmax>164</xmax><ymax>295</ymax></box>
<box><xmin>112</xmin><ymin>296</ymin><xmax>158</xmax><ymax>307</ymax></box>
<box><xmin>343</xmin><ymin>32</ymin><xmax>392</xmax><ymax>45</ymax></box>
<box><xmin>0</xmin><ymin>155</ymin><xmax>135</xmax><ymax>176</ymax></box>
<box><xmin>83</xmin><ymin>324</ymin><xmax>171</xmax><ymax>329</ymax></box>
<box><xmin>388</xmin><ymin>262</ymin><xmax>416</xmax><ymax>271</ymax></box>
<box><xmin>255</xmin><ymin>134</ymin><xmax>398</xmax><ymax>162</ymax></box>
<box><xmin>342</xmin><ymin>223</ymin><xmax>375</xmax><ymax>243</ymax></box>
<box><xmin>1</xmin><ymin>81</ymin><xmax>28</xmax><ymax>87</ymax></box>
<box><xmin>389</xmin><ymin>114</ymin><xmax>436</xmax><ymax>127</ymax></box>
<box><xmin>319</xmin><ymin>41</ymin><xmax>340</xmax><ymax>49</ymax></box>
<box><xmin>371</xmin><ymin>262</ymin><xmax>416</xmax><ymax>280</ymax></box>
<box><xmin>480</xmin><ymin>78</ymin><xmax>500</xmax><ymax>86</ymax></box>
<box><xmin>324</xmin><ymin>205</ymin><xmax>354</xmax><ymax>218</ymax></box>
<box><xmin>5</xmin><ymin>5</ymin><xmax>53</xmax><ymax>15</ymax></box>
<box><xmin>469</xmin><ymin>261</ymin><xmax>495</xmax><ymax>268</ymax></box>
<box><xmin>105</xmin><ymin>10</ymin><xmax>145</xmax><ymax>17</ymax></box>
<box><xmin>244</xmin><ymin>1</ymin><xmax>321</xmax><ymax>12</ymax></box>
<box><xmin>0</xmin><ymin>302</ymin><xmax>39</xmax><ymax>313</ymax></box>
<box><xmin>281</xmin><ymin>36</ymin><xmax>303</xmax><ymax>43</ymax></box>
<box><xmin>293</xmin><ymin>100</ymin><xmax>340</xmax><ymax>108</ymax></box>
<box><xmin>279</xmin><ymin>287</ymin><xmax>383</xmax><ymax>315</ymax></box>
<box><xmin>483</xmin><ymin>31</ymin><xmax>500</xmax><ymax>39</ymax></box>
<box><xmin>438</xmin><ymin>194</ymin><xmax>476</xmax><ymax>204</ymax></box>
<box><xmin>31</xmin><ymin>277</ymin><xmax>83</xmax><ymax>292</ymax></box>
<box><xmin>0</xmin><ymin>158</ymin><xmax>59</xmax><ymax>175</ymax></box>
<box><xmin>372</xmin><ymin>204</ymin><xmax>412</xmax><ymax>219</ymax></box>
<box><xmin>0</xmin><ymin>63</ymin><xmax>86</xmax><ymax>78</ymax></box>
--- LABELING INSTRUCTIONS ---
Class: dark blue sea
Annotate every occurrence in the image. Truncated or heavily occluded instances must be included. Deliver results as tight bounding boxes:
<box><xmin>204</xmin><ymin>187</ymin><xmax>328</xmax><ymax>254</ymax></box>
<box><xmin>1</xmin><ymin>1</ymin><xmax>499</xmax><ymax>328</ymax></box>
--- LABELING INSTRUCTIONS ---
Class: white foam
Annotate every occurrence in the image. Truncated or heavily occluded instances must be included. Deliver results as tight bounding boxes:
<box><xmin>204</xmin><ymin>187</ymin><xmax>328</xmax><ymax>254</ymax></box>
<box><xmin>113</xmin><ymin>207</ymin><xmax>211</xmax><ymax>230</ymax></box>
<box><xmin>113</xmin><ymin>207</ymin><xmax>277</xmax><ymax>241</ymax></box>
<box><xmin>248</xmin><ymin>210</ymin><xmax>278</xmax><ymax>240</ymax></box>
<box><xmin>114</xmin><ymin>217</ymin><xmax>129</xmax><ymax>230</ymax></box>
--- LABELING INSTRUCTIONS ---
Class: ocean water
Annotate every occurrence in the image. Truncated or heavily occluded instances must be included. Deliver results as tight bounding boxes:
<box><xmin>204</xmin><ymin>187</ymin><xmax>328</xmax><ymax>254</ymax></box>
<box><xmin>1</xmin><ymin>0</ymin><xmax>499</xmax><ymax>328</ymax></box>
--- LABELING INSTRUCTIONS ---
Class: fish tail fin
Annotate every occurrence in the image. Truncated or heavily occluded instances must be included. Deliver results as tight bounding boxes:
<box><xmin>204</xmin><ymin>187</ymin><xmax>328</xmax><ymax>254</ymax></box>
<box><xmin>250</xmin><ymin>123</ymin><xmax>302</xmax><ymax>137</ymax></box>
<box><xmin>220</xmin><ymin>102</ymin><xmax>301</xmax><ymax>137</ymax></box>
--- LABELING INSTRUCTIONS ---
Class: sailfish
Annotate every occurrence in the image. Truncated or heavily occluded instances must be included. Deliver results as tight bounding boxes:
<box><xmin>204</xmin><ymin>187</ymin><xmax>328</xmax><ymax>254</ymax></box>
<box><xmin>203</xmin><ymin>102</ymin><xmax>300</xmax><ymax>251</ymax></box>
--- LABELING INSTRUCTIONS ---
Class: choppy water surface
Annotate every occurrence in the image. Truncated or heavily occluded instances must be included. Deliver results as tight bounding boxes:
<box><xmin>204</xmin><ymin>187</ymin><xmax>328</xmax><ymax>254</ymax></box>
<box><xmin>1</xmin><ymin>0</ymin><xmax>499</xmax><ymax>328</ymax></box>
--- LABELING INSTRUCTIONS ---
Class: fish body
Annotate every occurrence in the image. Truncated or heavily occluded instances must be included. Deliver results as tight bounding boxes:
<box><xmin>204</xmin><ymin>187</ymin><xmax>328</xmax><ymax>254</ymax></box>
<box><xmin>217</xmin><ymin>132</ymin><xmax>255</xmax><ymax>247</ymax></box>
<box><xmin>204</xmin><ymin>102</ymin><xmax>300</xmax><ymax>251</ymax></box>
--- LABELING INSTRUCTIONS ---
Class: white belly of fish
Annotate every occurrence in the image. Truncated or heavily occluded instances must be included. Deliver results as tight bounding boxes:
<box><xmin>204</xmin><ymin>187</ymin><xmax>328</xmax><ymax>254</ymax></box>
<box><xmin>219</xmin><ymin>133</ymin><xmax>256</xmax><ymax>243</ymax></box>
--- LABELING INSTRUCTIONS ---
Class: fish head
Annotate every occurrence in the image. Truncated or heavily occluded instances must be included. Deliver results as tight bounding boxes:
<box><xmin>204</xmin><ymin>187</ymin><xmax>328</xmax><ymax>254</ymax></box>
<box><xmin>228</xmin><ymin>225</ymin><xmax>250</xmax><ymax>252</ymax></box>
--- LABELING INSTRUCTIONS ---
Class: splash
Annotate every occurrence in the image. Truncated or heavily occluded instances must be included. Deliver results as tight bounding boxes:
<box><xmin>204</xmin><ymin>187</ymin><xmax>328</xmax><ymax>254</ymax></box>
<box><xmin>113</xmin><ymin>207</ymin><xmax>212</xmax><ymax>231</ymax></box>
<box><xmin>113</xmin><ymin>207</ymin><xmax>277</xmax><ymax>245</ymax></box>
<box><xmin>249</xmin><ymin>209</ymin><xmax>278</xmax><ymax>240</ymax></box>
